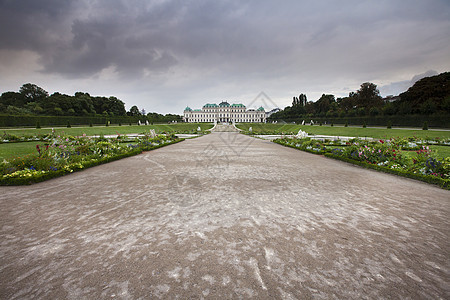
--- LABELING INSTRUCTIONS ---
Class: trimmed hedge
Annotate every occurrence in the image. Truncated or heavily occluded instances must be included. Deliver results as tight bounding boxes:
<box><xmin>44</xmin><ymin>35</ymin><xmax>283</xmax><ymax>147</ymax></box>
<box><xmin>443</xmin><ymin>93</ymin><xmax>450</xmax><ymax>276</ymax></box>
<box><xmin>273</xmin><ymin>139</ymin><xmax>449</xmax><ymax>190</ymax></box>
<box><xmin>276</xmin><ymin>114</ymin><xmax>450</xmax><ymax>128</ymax></box>
<box><xmin>0</xmin><ymin>115</ymin><xmax>146</xmax><ymax>127</ymax></box>
<box><xmin>0</xmin><ymin>138</ymin><xmax>184</xmax><ymax>185</ymax></box>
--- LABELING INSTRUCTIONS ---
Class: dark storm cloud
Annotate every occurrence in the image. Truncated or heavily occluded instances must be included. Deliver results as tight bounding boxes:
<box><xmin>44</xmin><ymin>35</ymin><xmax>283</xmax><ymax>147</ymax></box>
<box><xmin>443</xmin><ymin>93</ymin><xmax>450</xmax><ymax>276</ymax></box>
<box><xmin>0</xmin><ymin>0</ymin><xmax>74</xmax><ymax>50</ymax></box>
<box><xmin>0</xmin><ymin>0</ymin><xmax>449</xmax><ymax>112</ymax></box>
<box><xmin>2</xmin><ymin>0</ymin><xmax>449</xmax><ymax>78</ymax></box>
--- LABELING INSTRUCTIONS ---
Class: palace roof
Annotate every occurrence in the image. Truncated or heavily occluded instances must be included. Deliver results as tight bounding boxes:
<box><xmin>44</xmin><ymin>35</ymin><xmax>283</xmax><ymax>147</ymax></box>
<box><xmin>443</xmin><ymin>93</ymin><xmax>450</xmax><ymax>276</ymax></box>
<box><xmin>203</xmin><ymin>103</ymin><xmax>218</xmax><ymax>108</ymax></box>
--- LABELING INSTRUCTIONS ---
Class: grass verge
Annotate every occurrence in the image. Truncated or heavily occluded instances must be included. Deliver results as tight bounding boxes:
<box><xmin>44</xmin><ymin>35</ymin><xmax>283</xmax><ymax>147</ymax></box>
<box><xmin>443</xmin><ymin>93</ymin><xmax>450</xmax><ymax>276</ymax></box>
<box><xmin>237</xmin><ymin>123</ymin><xmax>450</xmax><ymax>140</ymax></box>
<box><xmin>1</xmin><ymin>123</ymin><xmax>213</xmax><ymax>137</ymax></box>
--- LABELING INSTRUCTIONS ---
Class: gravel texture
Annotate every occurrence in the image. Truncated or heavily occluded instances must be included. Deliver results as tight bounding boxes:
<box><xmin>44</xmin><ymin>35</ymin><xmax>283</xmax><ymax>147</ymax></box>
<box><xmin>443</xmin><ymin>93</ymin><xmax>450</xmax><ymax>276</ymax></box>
<box><xmin>0</xmin><ymin>132</ymin><xmax>449</xmax><ymax>299</ymax></box>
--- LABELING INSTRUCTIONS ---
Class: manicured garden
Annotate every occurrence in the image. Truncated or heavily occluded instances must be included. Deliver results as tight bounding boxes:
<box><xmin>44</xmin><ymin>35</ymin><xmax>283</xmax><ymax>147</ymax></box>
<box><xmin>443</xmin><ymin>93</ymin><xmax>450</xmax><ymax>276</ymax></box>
<box><xmin>274</xmin><ymin>136</ymin><xmax>450</xmax><ymax>189</ymax></box>
<box><xmin>0</xmin><ymin>131</ymin><xmax>184</xmax><ymax>185</ymax></box>
<box><xmin>1</xmin><ymin>123</ymin><xmax>213</xmax><ymax>137</ymax></box>
<box><xmin>0</xmin><ymin>123</ymin><xmax>216</xmax><ymax>185</ymax></box>
<box><xmin>237</xmin><ymin>123</ymin><xmax>450</xmax><ymax>140</ymax></box>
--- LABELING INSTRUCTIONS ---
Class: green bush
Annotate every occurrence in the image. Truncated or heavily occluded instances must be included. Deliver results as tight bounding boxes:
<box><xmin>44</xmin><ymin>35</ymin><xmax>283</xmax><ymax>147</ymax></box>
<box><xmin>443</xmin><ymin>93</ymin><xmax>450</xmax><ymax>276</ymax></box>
<box><xmin>36</xmin><ymin>121</ymin><xmax>41</xmax><ymax>129</ymax></box>
<box><xmin>423</xmin><ymin>121</ymin><xmax>428</xmax><ymax>130</ymax></box>
<box><xmin>387</xmin><ymin>121</ymin><xmax>392</xmax><ymax>129</ymax></box>
<box><xmin>0</xmin><ymin>136</ymin><xmax>184</xmax><ymax>185</ymax></box>
<box><xmin>272</xmin><ymin>137</ymin><xmax>449</xmax><ymax>190</ymax></box>
<box><xmin>67</xmin><ymin>121</ymin><xmax>71</xmax><ymax>128</ymax></box>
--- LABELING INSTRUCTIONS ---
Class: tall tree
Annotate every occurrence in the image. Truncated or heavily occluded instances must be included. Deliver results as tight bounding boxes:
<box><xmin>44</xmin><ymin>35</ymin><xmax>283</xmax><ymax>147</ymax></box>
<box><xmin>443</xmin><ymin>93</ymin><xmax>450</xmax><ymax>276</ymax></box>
<box><xmin>128</xmin><ymin>105</ymin><xmax>141</xmax><ymax>116</ymax></box>
<box><xmin>356</xmin><ymin>82</ymin><xmax>382</xmax><ymax>109</ymax></box>
<box><xmin>19</xmin><ymin>83</ymin><xmax>48</xmax><ymax>103</ymax></box>
<box><xmin>299</xmin><ymin>94</ymin><xmax>307</xmax><ymax>106</ymax></box>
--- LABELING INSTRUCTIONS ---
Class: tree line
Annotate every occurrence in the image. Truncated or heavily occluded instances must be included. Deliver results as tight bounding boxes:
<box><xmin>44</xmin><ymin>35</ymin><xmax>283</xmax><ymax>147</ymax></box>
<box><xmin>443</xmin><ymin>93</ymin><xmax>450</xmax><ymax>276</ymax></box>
<box><xmin>0</xmin><ymin>83</ymin><xmax>181</xmax><ymax>122</ymax></box>
<box><xmin>269</xmin><ymin>72</ymin><xmax>450</xmax><ymax>122</ymax></box>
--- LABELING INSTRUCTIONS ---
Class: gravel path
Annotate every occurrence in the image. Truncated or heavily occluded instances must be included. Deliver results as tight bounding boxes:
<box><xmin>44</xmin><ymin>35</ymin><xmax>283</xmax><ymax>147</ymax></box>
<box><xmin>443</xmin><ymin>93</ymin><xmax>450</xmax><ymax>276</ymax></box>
<box><xmin>1</xmin><ymin>132</ymin><xmax>449</xmax><ymax>299</ymax></box>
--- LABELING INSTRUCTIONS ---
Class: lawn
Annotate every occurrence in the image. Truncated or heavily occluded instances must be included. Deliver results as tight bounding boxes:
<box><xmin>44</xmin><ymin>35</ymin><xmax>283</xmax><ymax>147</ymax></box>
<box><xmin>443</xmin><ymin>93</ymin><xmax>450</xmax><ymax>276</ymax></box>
<box><xmin>0</xmin><ymin>142</ymin><xmax>43</xmax><ymax>160</ymax></box>
<box><xmin>0</xmin><ymin>133</ymin><xmax>182</xmax><ymax>185</ymax></box>
<box><xmin>1</xmin><ymin>123</ymin><xmax>214</xmax><ymax>137</ymax></box>
<box><xmin>429</xmin><ymin>145</ymin><xmax>450</xmax><ymax>159</ymax></box>
<box><xmin>0</xmin><ymin>123</ymin><xmax>213</xmax><ymax>161</ymax></box>
<box><xmin>236</xmin><ymin>123</ymin><xmax>450</xmax><ymax>140</ymax></box>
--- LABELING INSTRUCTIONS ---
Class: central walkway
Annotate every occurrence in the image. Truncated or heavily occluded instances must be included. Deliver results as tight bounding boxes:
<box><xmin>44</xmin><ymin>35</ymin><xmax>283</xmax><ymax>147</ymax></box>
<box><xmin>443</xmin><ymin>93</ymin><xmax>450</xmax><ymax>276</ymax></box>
<box><xmin>0</xmin><ymin>133</ymin><xmax>449</xmax><ymax>299</ymax></box>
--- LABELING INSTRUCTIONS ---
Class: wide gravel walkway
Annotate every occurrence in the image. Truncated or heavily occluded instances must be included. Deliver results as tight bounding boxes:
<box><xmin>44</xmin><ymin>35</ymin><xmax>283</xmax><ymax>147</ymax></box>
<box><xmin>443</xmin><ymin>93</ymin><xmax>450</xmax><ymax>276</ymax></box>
<box><xmin>0</xmin><ymin>132</ymin><xmax>449</xmax><ymax>299</ymax></box>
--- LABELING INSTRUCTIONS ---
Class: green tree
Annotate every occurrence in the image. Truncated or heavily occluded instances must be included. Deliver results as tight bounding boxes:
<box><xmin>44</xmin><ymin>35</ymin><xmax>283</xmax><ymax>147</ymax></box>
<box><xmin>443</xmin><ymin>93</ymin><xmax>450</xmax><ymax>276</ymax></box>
<box><xmin>1</xmin><ymin>91</ymin><xmax>26</xmax><ymax>107</ymax></box>
<box><xmin>356</xmin><ymin>82</ymin><xmax>383</xmax><ymax>110</ymax></box>
<box><xmin>397</xmin><ymin>72</ymin><xmax>450</xmax><ymax>113</ymax></box>
<box><xmin>107</xmin><ymin>96</ymin><xmax>126</xmax><ymax>116</ymax></box>
<box><xmin>128</xmin><ymin>105</ymin><xmax>141</xmax><ymax>116</ymax></box>
<box><xmin>19</xmin><ymin>83</ymin><xmax>48</xmax><ymax>103</ymax></box>
<box><xmin>316</xmin><ymin>94</ymin><xmax>335</xmax><ymax>115</ymax></box>
<box><xmin>420</xmin><ymin>98</ymin><xmax>437</xmax><ymax>114</ymax></box>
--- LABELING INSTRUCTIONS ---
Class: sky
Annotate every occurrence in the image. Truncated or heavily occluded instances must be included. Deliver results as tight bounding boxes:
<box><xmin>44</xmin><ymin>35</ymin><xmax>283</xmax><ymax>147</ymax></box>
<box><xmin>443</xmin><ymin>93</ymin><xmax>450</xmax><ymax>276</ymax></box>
<box><xmin>0</xmin><ymin>0</ymin><xmax>449</xmax><ymax>114</ymax></box>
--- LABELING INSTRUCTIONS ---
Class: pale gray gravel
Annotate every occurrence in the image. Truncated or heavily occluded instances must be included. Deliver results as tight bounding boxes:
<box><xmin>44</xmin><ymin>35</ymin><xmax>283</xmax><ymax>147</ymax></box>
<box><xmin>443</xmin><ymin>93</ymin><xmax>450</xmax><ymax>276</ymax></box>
<box><xmin>0</xmin><ymin>132</ymin><xmax>449</xmax><ymax>299</ymax></box>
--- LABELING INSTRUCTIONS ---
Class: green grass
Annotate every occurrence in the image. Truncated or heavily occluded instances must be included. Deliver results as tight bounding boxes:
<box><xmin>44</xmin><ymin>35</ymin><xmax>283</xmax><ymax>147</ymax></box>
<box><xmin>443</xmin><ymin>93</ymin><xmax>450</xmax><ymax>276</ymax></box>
<box><xmin>1</xmin><ymin>123</ymin><xmax>213</xmax><ymax>137</ymax></box>
<box><xmin>236</xmin><ymin>123</ymin><xmax>450</xmax><ymax>140</ymax></box>
<box><xmin>430</xmin><ymin>145</ymin><xmax>450</xmax><ymax>159</ymax></box>
<box><xmin>0</xmin><ymin>142</ymin><xmax>43</xmax><ymax>160</ymax></box>
<box><xmin>0</xmin><ymin>123</ymin><xmax>213</xmax><ymax>161</ymax></box>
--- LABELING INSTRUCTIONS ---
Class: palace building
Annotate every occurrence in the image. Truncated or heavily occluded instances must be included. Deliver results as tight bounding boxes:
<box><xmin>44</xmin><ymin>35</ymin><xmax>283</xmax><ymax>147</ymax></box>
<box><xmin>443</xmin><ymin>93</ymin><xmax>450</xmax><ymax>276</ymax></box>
<box><xmin>183</xmin><ymin>101</ymin><xmax>266</xmax><ymax>123</ymax></box>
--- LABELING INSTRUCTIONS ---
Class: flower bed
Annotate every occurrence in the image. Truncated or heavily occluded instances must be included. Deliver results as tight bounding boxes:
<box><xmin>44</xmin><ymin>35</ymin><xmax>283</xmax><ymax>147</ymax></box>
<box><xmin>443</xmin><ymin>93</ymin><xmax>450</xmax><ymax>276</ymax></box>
<box><xmin>273</xmin><ymin>137</ymin><xmax>450</xmax><ymax>189</ymax></box>
<box><xmin>0</xmin><ymin>132</ymin><xmax>183</xmax><ymax>185</ymax></box>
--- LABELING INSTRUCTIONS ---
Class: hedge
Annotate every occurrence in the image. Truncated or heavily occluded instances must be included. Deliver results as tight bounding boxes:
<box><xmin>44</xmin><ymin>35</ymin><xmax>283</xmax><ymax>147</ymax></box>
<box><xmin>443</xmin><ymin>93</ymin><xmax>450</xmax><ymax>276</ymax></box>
<box><xmin>275</xmin><ymin>114</ymin><xmax>450</xmax><ymax>128</ymax></box>
<box><xmin>0</xmin><ymin>115</ymin><xmax>151</xmax><ymax>127</ymax></box>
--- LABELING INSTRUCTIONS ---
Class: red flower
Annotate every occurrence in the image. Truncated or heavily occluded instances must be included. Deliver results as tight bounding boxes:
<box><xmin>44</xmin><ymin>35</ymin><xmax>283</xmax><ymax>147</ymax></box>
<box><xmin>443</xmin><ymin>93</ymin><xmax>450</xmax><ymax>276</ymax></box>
<box><xmin>379</xmin><ymin>139</ymin><xmax>384</xmax><ymax>144</ymax></box>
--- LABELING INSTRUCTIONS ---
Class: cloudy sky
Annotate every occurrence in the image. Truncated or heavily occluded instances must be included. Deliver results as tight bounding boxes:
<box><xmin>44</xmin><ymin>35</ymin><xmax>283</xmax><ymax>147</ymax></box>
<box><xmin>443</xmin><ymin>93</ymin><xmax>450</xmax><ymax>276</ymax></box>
<box><xmin>1</xmin><ymin>0</ymin><xmax>449</xmax><ymax>114</ymax></box>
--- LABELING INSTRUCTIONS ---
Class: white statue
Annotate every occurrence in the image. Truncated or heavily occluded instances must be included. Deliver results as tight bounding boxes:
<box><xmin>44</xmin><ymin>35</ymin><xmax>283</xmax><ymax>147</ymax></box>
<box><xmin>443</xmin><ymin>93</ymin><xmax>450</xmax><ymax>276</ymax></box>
<box><xmin>249</xmin><ymin>126</ymin><xmax>253</xmax><ymax>133</ymax></box>
<box><xmin>302</xmin><ymin>120</ymin><xmax>305</xmax><ymax>125</ymax></box>
<box><xmin>197</xmin><ymin>126</ymin><xmax>201</xmax><ymax>131</ymax></box>
<box><xmin>297</xmin><ymin>130</ymin><xmax>308</xmax><ymax>138</ymax></box>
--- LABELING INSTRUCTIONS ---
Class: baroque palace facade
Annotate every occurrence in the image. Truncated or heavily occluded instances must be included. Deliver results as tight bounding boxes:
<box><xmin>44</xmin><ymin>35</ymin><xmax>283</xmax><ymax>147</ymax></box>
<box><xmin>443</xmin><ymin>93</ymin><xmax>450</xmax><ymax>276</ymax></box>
<box><xmin>183</xmin><ymin>101</ymin><xmax>266</xmax><ymax>123</ymax></box>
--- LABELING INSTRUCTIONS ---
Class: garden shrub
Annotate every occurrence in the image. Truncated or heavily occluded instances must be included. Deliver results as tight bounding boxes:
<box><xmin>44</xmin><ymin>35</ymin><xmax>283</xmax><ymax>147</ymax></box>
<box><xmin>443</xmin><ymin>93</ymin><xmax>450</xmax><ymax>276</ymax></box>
<box><xmin>0</xmin><ymin>134</ymin><xmax>184</xmax><ymax>185</ymax></box>
<box><xmin>273</xmin><ymin>137</ymin><xmax>449</xmax><ymax>190</ymax></box>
